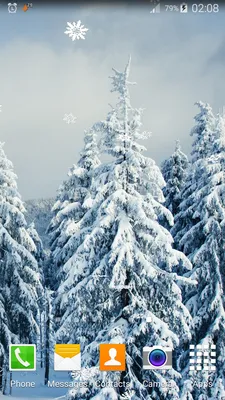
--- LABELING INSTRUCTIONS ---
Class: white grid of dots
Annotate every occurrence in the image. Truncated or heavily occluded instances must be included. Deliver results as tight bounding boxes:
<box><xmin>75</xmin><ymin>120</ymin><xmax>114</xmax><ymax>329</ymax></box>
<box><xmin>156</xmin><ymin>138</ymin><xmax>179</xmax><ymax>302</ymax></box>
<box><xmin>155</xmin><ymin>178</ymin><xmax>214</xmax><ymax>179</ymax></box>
<box><xmin>189</xmin><ymin>344</ymin><xmax>216</xmax><ymax>372</ymax></box>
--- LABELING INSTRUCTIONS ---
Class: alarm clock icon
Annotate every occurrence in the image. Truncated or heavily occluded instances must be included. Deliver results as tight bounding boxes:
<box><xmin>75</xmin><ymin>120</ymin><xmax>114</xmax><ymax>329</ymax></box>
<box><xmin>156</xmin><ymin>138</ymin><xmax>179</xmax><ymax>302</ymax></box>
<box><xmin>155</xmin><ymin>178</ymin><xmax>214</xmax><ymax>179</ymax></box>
<box><xmin>8</xmin><ymin>3</ymin><xmax>17</xmax><ymax>13</ymax></box>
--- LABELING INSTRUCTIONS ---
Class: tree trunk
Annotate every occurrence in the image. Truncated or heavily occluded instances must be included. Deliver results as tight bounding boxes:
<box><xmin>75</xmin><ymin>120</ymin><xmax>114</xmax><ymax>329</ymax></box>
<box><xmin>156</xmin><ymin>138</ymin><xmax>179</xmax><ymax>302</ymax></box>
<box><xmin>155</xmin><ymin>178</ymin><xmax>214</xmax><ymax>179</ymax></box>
<box><xmin>44</xmin><ymin>292</ymin><xmax>50</xmax><ymax>385</ymax></box>
<box><xmin>9</xmin><ymin>372</ymin><xmax>12</xmax><ymax>395</ymax></box>
<box><xmin>40</xmin><ymin>312</ymin><xmax>43</xmax><ymax>368</ymax></box>
<box><xmin>119</xmin><ymin>272</ymin><xmax>131</xmax><ymax>397</ymax></box>
<box><xmin>3</xmin><ymin>367</ymin><xmax>8</xmax><ymax>395</ymax></box>
<box><xmin>0</xmin><ymin>356</ymin><xmax>4</xmax><ymax>393</ymax></box>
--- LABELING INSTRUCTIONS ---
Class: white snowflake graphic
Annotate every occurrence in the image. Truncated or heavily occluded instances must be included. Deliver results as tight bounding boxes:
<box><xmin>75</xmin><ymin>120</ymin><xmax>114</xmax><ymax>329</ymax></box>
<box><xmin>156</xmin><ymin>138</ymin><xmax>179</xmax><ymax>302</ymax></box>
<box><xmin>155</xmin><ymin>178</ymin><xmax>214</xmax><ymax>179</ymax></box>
<box><xmin>71</xmin><ymin>367</ymin><xmax>98</xmax><ymax>380</ymax></box>
<box><xmin>64</xmin><ymin>20</ymin><xmax>88</xmax><ymax>41</ymax></box>
<box><xmin>120</xmin><ymin>390</ymin><xmax>136</xmax><ymax>399</ymax></box>
<box><xmin>0</xmin><ymin>105</ymin><xmax>2</xmax><ymax>112</ymax></box>
<box><xmin>63</xmin><ymin>113</ymin><xmax>77</xmax><ymax>124</ymax></box>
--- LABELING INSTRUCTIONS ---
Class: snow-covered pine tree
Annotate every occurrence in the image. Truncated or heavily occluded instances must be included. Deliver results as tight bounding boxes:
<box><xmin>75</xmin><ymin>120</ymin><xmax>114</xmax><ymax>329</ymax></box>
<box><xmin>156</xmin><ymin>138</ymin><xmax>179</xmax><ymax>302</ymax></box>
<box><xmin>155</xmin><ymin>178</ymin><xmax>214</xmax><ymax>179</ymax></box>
<box><xmin>27</xmin><ymin>222</ymin><xmax>44</xmax><ymax>263</ymax></box>
<box><xmin>0</xmin><ymin>143</ymin><xmax>43</xmax><ymax>388</ymax></box>
<box><xmin>171</xmin><ymin>102</ymin><xmax>216</xmax><ymax>250</ymax></box>
<box><xmin>190</xmin><ymin>101</ymin><xmax>216</xmax><ymax>163</ymax></box>
<box><xmin>47</xmin><ymin>128</ymin><xmax>100</xmax><ymax>291</ymax></box>
<box><xmin>57</xmin><ymin>58</ymin><xmax>193</xmax><ymax>400</ymax></box>
<box><xmin>171</xmin><ymin>106</ymin><xmax>225</xmax><ymax>398</ymax></box>
<box><xmin>27</xmin><ymin>221</ymin><xmax>48</xmax><ymax>368</ymax></box>
<box><xmin>161</xmin><ymin>141</ymin><xmax>188</xmax><ymax>217</ymax></box>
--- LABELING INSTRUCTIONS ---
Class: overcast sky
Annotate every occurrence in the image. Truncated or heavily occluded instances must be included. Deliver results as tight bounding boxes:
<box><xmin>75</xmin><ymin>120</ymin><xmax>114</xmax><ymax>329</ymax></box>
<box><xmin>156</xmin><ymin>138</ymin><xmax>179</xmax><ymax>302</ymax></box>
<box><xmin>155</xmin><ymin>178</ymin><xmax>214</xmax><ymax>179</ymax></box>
<box><xmin>0</xmin><ymin>5</ymin><xmax>224</xmax><ymax>200</ymax></box>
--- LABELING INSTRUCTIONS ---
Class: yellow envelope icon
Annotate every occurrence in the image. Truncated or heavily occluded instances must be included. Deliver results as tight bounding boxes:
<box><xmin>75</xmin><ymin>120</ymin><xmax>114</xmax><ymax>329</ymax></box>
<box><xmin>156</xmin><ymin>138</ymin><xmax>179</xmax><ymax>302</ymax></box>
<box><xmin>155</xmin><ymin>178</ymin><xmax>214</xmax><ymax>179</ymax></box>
<box><xmin>54</xmin><ymin>344</ymin><xmax>81</xmax><ymax>371</ymax></box>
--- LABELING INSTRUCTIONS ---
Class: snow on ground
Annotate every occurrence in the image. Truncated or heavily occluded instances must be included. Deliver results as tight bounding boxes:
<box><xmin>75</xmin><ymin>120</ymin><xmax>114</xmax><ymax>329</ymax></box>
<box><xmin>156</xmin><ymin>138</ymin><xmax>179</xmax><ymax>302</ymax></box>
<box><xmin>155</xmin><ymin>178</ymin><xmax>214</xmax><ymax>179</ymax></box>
<box><xmin>0</xmin><ymin>367</ymin><xmax>70</xmax><ymax>399</ymax></box>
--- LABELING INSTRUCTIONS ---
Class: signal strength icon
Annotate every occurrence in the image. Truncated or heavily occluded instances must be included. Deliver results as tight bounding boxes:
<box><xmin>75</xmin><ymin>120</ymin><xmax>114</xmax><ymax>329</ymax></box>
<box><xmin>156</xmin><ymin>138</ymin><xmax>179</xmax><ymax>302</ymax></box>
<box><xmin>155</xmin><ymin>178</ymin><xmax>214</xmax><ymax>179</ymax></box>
<box><xmin>150</xmin><ymin>0</ymin><xmax>160</xmax><ymax>13</ymax></box>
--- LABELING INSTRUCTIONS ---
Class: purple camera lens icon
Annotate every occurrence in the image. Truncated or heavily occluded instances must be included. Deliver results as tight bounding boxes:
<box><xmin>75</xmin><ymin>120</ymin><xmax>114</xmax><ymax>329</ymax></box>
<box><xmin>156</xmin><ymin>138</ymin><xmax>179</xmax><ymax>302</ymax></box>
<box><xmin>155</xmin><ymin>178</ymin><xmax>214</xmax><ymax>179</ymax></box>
<box><xmin>149</xmin><ymin>348</ymin><xmax>167</xmax><ymax>367</ymax></box>
<box><xmin>143</xmin><ymin>346</ymin><xmax>172</xmax><ymax>370</ymax></box>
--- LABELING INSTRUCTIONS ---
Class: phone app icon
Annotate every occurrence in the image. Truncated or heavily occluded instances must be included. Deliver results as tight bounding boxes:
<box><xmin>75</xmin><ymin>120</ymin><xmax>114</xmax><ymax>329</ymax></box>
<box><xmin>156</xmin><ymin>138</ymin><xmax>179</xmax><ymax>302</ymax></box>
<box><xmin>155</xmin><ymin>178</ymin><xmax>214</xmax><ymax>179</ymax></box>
<box><xmin>54</xmin><ymin>344</ymin><xmax>81</xmax><ymax>371</ymax></box>
<box><xmin>9</xmin><ymin>344</ymin><xmax>36</xmax><ymax>371</ymax></box>
<box><xmin>99</xmin><ymin>344</ymin><xmax>126</xmax><ymax>371</ymax></box>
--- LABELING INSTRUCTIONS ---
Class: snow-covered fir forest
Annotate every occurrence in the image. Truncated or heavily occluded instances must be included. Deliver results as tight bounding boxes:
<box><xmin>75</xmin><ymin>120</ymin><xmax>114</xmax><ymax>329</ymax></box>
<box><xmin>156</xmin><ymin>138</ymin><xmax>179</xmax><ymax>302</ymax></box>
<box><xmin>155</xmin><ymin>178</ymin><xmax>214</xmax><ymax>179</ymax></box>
<box><xmin>1</xmin><ymin>58</ymin><xmax>225</xmax><ymax>400</ymax></box>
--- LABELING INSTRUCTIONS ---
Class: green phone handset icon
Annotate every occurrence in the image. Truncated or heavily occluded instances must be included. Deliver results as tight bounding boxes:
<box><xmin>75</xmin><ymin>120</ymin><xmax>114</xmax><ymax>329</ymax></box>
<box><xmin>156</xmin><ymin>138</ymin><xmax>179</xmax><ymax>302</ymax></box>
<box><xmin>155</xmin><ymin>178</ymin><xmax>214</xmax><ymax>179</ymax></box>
<box><xmin>9</xmin><ymin>344</ymin><xmax>36</xmax><ymax>371</ymax></box>
<box><xmin>14</xmin><ymin>347</ymin><xmax>30</xmax><ymax>367</ymax></box>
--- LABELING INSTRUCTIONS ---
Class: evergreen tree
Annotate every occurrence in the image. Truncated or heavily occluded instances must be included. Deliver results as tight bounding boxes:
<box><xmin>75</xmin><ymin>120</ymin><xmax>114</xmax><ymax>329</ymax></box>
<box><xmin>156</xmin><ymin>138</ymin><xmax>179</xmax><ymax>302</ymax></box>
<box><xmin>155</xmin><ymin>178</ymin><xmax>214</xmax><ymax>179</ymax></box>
<box><xmin>47</xmin><ymin>128</ymin><xmax>100</xmax><ymax>291</ymax></box>
<box><xmin>58</xmin><ymin>58</ymin><xmax>193</xmax><ymax>400</ymax></box>
<box><xmin>190</xmin><ymin>101</ymin><xmax>216</xmax><ymax>163</ymax></box>
<box><xmin>27</xmin><ymin>222</ymin><xmax>44</xmax><ymax>263</ymax></box>
<box><xmin>0</xmin><ymin>143</ymin><xmax>43</xmax><ymax>390</ymax></box>
<box><xmin>172</xmin><ymin>107</ymin><xmax>225</xmax><ymax>398</ymax></box>
<box><xmin>27</xmin><ymin>221</ymin><xmax>47</xmax><ymax>369</ymax></box>
<box><xmin>172</xmin><ymin>102</ymin><xmax>216</xmax><ymax>250</ymax></box>
<box><xmin>161</xmin><ymin>141</ymin><xmax>188</xmax><ymax>217</ymax></box>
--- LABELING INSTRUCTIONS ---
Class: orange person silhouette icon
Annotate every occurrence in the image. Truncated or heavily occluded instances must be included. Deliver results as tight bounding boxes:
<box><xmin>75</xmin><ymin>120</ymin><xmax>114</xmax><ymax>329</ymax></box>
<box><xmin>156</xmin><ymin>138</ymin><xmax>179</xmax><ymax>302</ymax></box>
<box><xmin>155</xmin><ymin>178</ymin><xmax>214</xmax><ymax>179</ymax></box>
<box><xmin>99</xmin><ymin>344</ymin><xmax>125</xmax><ymax>371</ymax></box>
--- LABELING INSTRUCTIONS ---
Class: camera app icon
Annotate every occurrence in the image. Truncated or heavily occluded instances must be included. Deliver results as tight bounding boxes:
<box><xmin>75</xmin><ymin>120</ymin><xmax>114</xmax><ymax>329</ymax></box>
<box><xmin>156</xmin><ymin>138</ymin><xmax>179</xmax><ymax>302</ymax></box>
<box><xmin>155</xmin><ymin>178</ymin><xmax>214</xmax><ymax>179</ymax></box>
<box><xmin>8</xmin><ymin>3</ymin><xmax>17</xmax><ymax>13</ymax></box>
<box><xmin>143</xmin><ymin>346</ymin><xmax>172</xmax><ymax>370</ymax></box>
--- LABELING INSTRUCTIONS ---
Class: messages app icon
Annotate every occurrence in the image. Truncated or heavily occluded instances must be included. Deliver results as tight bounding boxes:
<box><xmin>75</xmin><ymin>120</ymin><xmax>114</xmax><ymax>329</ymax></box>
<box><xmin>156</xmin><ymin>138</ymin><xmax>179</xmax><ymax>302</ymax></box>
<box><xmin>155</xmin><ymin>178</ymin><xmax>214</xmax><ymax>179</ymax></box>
<box><xmin>9</xmin><ymin>344</ymin><xmax>36</xmax><ymax>371</ymax></box>
<box><xmin>54</xmin><ymin>344</ymin><xmax>81</xmax><ymax>371</ymax></box>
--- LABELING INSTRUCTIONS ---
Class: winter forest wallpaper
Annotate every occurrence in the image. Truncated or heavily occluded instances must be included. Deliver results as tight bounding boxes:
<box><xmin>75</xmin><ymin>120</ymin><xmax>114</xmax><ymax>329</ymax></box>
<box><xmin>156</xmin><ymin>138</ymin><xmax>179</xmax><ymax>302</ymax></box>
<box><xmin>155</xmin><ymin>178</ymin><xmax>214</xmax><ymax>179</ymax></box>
<box><xmin>1</xmin><ymin>3</ymin><xmax>225</xmax><ymax>400</ymax></box>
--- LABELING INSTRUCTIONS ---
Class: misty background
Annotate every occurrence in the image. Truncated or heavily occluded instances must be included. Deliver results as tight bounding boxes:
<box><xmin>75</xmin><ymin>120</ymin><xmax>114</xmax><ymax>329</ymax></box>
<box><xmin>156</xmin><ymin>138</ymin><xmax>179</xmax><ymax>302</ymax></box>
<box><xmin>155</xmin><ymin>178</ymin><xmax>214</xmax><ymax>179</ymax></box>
<box><xmin>0</xmin><ymin>4</ymin><xmax>224</xmax><ymax>200</ymax></box>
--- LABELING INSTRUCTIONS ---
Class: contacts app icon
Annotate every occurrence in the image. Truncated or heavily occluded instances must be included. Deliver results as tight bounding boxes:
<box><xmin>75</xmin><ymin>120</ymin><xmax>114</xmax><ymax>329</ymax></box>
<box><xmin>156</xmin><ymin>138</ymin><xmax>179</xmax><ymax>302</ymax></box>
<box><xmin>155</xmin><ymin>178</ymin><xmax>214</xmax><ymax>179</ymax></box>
<box><xmin>99</xmin><ymin>344</ymin><xmax>126</xmax><ymax>371</ymax></box>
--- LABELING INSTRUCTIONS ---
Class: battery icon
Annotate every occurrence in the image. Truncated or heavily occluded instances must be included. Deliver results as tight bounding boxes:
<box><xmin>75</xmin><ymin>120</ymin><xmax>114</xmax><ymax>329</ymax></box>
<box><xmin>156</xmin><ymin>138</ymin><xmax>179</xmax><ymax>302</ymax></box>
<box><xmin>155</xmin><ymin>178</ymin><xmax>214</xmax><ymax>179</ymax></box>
<box><xmin>180</xmin><ymin>3</ymin><xmax>188</xmax><ymax>12</ymax></box>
